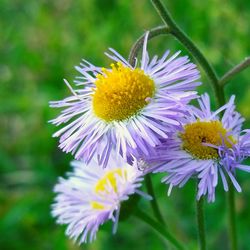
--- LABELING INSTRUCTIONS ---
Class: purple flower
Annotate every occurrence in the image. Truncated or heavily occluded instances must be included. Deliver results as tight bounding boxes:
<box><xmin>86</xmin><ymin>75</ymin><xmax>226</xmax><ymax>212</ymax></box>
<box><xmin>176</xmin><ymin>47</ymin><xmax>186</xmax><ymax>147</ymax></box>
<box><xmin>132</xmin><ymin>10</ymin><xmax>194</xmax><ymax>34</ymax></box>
<box><xmin>50</xmin><ymin>32</ymin><xmax>201</xmax><ymax>167</ymax></box>
<box><xmin>52</xmin><ymin>152</ymin><xmax>150</xmax><ymax>244</ymax></box>
<box><xmin>146</xmin><ymin>93</ymin><xmax>250</xmax><ymax>202</ymax></box>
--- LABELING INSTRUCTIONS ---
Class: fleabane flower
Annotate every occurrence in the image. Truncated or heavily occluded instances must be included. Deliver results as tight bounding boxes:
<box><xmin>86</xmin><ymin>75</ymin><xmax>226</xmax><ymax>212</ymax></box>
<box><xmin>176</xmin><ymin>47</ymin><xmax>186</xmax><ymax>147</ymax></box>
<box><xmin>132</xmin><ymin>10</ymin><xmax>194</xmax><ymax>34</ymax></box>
<box><xmin>147</xmin><ymin>93</ymin><xmax>250</xmax><ymax>202</ymax></box>
<box><xmin>52</xmin><ymin>153</ymin><xmax>149</xmax><ymax>244</ymax></box>
<box><xmin>50</xmin><ymin>32</ymin><xmax>201</xmax><ymax>167</ymax></box>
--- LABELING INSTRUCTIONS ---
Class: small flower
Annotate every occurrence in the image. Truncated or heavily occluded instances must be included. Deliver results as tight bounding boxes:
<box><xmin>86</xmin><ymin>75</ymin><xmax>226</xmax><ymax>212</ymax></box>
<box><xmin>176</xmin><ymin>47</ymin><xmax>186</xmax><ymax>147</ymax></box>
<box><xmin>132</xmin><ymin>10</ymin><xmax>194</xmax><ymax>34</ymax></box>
<box><xmin>50</xmin><ymin>32</ymin><xmax>201</xmax><ymax>167</ymax></box>
<box><xmin>147</xmin><ymin>93</ymin><xmax>250</xmax><ymax>202</ymax></box>
<box><xmin>52</xmin><ymin>153</ymin><xmax>149</xmax><ymax>243</ymax></box>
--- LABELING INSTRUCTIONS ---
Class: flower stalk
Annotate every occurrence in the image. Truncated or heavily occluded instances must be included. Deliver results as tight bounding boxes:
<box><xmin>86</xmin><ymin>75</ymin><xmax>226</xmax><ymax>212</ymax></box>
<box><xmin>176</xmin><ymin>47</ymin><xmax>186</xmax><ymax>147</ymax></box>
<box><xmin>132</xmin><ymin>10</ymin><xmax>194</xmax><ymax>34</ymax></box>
<box><xmin>145</xmin><ymin>175</ymin><xmax>166</xmax><ymax>225</ymax></box>
<box><xmin>134</xmin><ymin>208</ymin><xmax>185</xmax><ymax>250</ymax></box>
<box><xmin>228</xmin><ymin>181</ymin><xmax>238</xmax><ymax>250</ymax></box>
<box><xmin>220</xmin><ymin>57</ymin><xmax>250</xmax><ymax>86</ymax></box>
<box><xmin>196</xmin><ymin>194</ymin><xmax>206</xmax><ymax>250</ymax></box>
<box><xmin>128</xmin><ymin>26</ymin><xmax>170</xmax><ymax>67</ymax></box>
<box><xmin>149</xmin><ymin>1</ymin><xmax>242</xmax><ymax>250</ymax></box>
<box><xmin>150</xmin><ymin>0</ymin><xmax>224</xmax><ymax>107</ymax></box>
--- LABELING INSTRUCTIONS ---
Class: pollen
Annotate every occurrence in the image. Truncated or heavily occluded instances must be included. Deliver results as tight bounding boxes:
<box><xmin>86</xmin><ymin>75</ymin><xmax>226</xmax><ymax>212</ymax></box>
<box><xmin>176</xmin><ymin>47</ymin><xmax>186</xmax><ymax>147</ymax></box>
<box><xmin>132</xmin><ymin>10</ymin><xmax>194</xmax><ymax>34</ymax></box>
<box><xmin>92</xmin><ymin>62</ymin><xmax>155</xmax><ymax>122</ymax></box>
<box><xmin>95</xmin><ymin>168</ymin><xmax>126</xmax><ymax>194</ymax></box>
<box><xmin>180</xmin><ymin>120</ymin><xmax>235</xmax><ymax>160</ymax></box>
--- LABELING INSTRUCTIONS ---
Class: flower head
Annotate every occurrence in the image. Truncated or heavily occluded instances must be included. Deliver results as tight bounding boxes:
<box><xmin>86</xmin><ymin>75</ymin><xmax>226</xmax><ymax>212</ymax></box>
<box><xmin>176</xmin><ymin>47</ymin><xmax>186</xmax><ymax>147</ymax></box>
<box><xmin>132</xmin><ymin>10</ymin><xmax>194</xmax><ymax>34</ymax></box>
<box><xmin>52</xmin><ymin>152</ymin><xmax>148</xmax><ymax>243</ymax></box>
<box><xmin>147</xmin><ymin>93</ymin><xmax>250</xmax><ymax>202</ymax></box>
<box><xmin>50</xmin><ymin>32</ymin><xmax>201</xmax><ymax>167</ymax></box>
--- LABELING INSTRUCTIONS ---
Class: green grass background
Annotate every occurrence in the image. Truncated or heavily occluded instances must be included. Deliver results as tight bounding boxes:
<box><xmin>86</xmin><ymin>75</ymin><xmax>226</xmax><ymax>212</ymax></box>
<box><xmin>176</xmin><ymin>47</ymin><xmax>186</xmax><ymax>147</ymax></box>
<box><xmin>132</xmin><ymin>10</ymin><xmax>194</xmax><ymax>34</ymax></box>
<box><xmin>1</xmin><ymin>0</ymin><xmax>250</xmax><ymax>249</ymax></box>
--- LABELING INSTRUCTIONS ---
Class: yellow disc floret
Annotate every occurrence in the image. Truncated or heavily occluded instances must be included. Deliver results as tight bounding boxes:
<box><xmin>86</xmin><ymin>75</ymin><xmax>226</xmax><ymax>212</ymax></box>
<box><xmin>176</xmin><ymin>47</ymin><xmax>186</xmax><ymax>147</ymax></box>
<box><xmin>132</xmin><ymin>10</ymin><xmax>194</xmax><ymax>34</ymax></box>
<box><xmin>92</xmin><ymin>62</ymin><xmax>155</xmax><ymax>122</ymax></box>
<box><xmin>91</xmin><ymin>168</ymin><xmax>127</xmax><ymax>210</ymax></box>
<box><xmin>180</xmin><ymin>120</ymin><xmax>235</xmax><ymax>160</ymax></box>
<box><xmin>95</xmin><ymin>168</ymin><xmax>126</xmax><ymax>194</ymax></box>
<box><xmin>90</xmin><ymin>201</ymin><xmax>105</xmax><ymax>210</ymax></box>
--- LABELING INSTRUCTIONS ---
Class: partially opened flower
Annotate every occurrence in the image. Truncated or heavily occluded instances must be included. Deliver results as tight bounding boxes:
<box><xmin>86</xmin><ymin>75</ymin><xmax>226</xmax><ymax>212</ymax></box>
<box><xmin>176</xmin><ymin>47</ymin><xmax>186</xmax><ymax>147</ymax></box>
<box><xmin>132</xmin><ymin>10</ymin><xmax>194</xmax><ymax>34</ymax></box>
<box><xmin>50</xmin><ymin>32</ymin><xmax>201</xmax><ymax>167</ymax></box>
<box><xmin>147</xmin><ymin>93</ymin><xmax>250</xmax><ymax>202</ymax></box>
<box><xmin>52</xmin><ymin>153</ymin><xmax>149</xmax><ymax>243</ymax></box>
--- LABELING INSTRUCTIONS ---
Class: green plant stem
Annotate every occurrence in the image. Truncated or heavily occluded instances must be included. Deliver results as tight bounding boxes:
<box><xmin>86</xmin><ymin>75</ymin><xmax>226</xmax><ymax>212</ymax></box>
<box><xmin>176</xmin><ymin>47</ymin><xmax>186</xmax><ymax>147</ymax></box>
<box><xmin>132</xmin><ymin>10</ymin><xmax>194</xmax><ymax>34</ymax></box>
<box><xmin>128</xmin><ymin>26</ymin><xmax>170</xmax><ymax>67</ymax></box>
<box><xmin>216</xmin><ymin>88</ymin><xmax>238</xmax><ymax>250</ymax></box>
<box><xmin>150</xmin><ymin>1</ymin><xmax>239</xmax><ymax>249</ymax></box>
<box><xmin>145</xmin><ymin>175</ymin><xmax>165</xmax><ymax>225</ymax></box>
<box><xmin>150</xmin><ymin>0</ymin><xmax>224</xmax><ymax>106</ymax></box>
<box><xmin>228</xmin><ymin>181</ymin><xmax>238</xmax><ymax>250</ymax></box>
<box><xmin>209</xmin><ymin>85</ymin><xmax>238</xmax><ymax>250</ymax></box>
<box><xmin>134</xmin><ymin>208</ymin><xmax>185</xmax><ymax>250</ymax></box>
<box><xmin>196</xmin><ymin>196</ymin><xmax>206</xmax><ymax>250</ymax></box>
<box><xmin>220</xmin><ymin>57</ymin><xmax>250</xmax><ymax>86</ymax></box>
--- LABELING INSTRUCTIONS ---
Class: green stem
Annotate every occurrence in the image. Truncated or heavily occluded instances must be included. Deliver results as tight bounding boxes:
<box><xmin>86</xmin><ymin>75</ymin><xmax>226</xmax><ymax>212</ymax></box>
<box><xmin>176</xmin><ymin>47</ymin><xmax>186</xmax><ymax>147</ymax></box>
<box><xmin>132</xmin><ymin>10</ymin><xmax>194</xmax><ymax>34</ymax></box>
<box><xmin>134</xmin><ymin>208</ymin><xmax>185</xmax><ymax>250</ymax></box>
<box><xmin>150</xmin><ymin>1</ymin><xmax>238</xmax><ymax>249</ymax></box>
<box><xmin>228</xmin><ymin>181</ymin><xmax>238</xmax><ymax>250</ymax></box>
<box><xmin>216</xmin><ymin>88</ymin><xmax>238</xmax><ymax>250</ymax></box>
<box><xmin>217</xmin><ymin>85</ymin><xmax>226</xmax><ymax>106</ymax></box>
<box><xmin>145</xmin><ymin>175</ymin><xmax>166</xmax><ymax>225</ymax></box>
<box><xmin>150</xmin><ymin>0</ymin><xmax>224</xmax><ymax>106</ymax></box>
<box><xmin>196</xmin><ymin>196</ymin><xmax>206</xmax><ymax>250</ymax></box>
<box><xmin>128</xmin><ymin>26</ymin><xmax>170</xmax><ymax>67</ymax></box>
<box><xmin>220</xmin><ymin>57</ymin><xmax>250</xmax><ymax>86</ymax></box>
<box><xmin>211</xmin><ymin>85</ymin><xmax>238</xmax><ymax>250</ymax></box>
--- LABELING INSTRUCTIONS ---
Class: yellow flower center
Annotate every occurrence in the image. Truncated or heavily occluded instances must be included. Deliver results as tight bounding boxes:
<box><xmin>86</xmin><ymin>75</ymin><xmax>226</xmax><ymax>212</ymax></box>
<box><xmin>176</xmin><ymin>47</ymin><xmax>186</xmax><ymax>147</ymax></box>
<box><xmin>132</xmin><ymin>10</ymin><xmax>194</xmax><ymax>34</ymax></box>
<box><xmin>91</xmin><ymin>168</ymin><xmax>127</xmax><ymax>210</ymax></box>
<box><xmin>92</xmin><ymin>62</ymin><xmax>155</xmax><ymax>122</ymax></box>
<box><xmin>180</xmin><ymin>120</ymin><xmax>235</xmax><ymax>160</ymax></box>
<box><xmin>95</xmin><ymin>168</ymin><xmax>125</xmax><ymax>193</ymax></box>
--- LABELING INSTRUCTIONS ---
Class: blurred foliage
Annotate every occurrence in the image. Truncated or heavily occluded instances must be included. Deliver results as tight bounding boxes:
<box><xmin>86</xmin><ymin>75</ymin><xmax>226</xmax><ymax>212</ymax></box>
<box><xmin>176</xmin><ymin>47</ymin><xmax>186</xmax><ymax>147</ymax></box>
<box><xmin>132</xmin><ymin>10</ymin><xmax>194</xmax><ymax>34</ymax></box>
<box><xmin>0</xmin><ymin>0</ymin><xmax>250</xmax><ymax>249</ymax></box>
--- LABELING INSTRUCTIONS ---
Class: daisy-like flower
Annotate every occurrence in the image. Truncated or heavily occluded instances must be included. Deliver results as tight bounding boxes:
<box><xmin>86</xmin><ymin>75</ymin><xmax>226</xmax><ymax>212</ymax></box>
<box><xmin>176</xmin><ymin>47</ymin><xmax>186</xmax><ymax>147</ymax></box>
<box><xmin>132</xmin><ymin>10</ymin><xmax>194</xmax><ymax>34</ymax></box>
<box><xmin>52</xmin><ymin>152</ymin><xmax>149</xmax><ymax>243</ymax></box>
<box><xmin>50</xmin><ymin>32</ymin><xmax>201</xmax><ymax>167</ymax></box>
<box><xmin>147</xmin><ymin>93</ymin><xmax>250</xmax><ymax>202</ymax></box>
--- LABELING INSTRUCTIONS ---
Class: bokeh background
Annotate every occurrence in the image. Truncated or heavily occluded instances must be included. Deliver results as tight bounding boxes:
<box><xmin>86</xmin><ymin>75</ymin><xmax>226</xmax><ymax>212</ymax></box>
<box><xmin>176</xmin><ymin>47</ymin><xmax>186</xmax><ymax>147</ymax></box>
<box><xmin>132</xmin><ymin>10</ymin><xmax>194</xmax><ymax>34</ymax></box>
<box><xmin>1</xmin><ymin>0</ymin><xmax>250</xmax><ymax>249</ymax></box>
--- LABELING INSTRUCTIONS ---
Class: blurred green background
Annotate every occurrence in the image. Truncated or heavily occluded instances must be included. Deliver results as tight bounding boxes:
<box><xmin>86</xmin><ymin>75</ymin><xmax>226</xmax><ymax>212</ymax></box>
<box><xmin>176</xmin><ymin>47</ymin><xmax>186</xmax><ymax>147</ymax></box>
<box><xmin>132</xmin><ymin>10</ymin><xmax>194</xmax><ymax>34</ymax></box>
<box><xmin>1</xmin><ymin>0</ymin><xmax>250</xmax><ymax>249</ymax></box>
